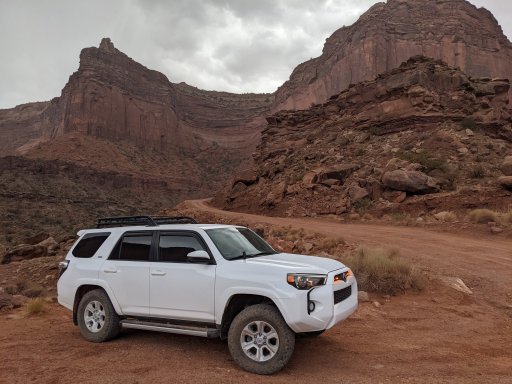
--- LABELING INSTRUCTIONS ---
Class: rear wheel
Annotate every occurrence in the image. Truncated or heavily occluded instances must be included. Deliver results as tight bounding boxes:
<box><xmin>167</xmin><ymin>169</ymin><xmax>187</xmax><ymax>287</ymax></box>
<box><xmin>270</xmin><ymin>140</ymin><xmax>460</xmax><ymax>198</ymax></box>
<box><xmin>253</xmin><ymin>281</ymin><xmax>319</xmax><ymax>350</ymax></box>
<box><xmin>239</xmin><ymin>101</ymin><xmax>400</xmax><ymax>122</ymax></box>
<box><xmin>228</xmin><ymin>304</ymin><xmax>295</xmax><ymax>375</ymax></box>
<box><xmin>77</xmin><ymin>289</ymin><xmax>121</xmax><ymax>342</ymax></box>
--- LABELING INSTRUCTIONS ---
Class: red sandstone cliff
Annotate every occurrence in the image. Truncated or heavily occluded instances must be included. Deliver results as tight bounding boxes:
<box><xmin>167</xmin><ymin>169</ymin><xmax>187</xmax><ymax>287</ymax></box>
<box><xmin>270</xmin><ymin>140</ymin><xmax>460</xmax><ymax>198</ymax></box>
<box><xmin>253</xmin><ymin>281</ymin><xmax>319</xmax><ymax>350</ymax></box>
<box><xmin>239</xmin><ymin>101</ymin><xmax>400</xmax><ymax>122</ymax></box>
<box><xmin>274</xmin><ymin>0</ymin><xmax>512</xmax><ymax>111</ymax></box>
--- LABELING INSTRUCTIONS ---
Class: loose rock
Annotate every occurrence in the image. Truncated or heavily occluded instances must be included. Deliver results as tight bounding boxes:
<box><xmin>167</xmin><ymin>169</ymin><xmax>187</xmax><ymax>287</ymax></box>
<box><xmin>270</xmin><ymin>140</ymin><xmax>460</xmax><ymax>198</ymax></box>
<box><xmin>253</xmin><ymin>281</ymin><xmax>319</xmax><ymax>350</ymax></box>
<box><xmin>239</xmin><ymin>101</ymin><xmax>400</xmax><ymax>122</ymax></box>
<box><xmin>382</xmin><ymin>170</ymin><xmax>439</xmax><ymax>194</ymax></box>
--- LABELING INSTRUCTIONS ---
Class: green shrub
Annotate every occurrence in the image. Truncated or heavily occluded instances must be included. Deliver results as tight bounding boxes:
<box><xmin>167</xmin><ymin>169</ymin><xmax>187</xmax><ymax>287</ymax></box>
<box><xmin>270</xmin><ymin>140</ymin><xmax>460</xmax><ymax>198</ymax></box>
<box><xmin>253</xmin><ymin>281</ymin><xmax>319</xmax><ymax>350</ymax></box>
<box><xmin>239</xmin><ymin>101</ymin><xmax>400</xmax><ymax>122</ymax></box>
<box><xmin>460</xmin><ymin>117</ymin><xmax>478</xmax><ymax>131</ymax></box>
<box><xmin>399</xmin><ymin>151</ymin><xmax>446</xmax><ymax>172</ymax></box>
<box><xmin>353</xmin><ymin>198</ymin><xmax>372</xmax><ymax>215</ymax></box>
<box><xmin>469</xmin><ymin>165</ymin><xmax>485</xmax><ymax>179</ymax></box>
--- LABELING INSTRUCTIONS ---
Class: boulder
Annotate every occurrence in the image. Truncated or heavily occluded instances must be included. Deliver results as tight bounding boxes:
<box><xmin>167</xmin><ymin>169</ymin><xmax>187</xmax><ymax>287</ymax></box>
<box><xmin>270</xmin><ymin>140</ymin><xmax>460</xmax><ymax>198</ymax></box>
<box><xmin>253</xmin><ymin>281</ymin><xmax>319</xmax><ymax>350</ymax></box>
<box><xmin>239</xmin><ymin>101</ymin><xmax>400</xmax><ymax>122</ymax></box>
<box><xmin>229</xmin><ymin>181</ymin><xmax>247</xmax><ymax>199</ymax></box>
<box><xmin>302</xmin><ymin>172</ymin><xmax>317</xmax><ymax>185</ymax></box>
<box><xmin>38</xmin><ymin>237</ymin><xmax>59</xmax><ymax>254</ymax></box>
<box><xmin>315</xmin><ymin>164</ymin><xmax>359</xmax><ymax>183</ymax></box>
<box><xmin>358</xmin><ymin>291</ymin><xmax>370</xmax><ymax>302</ymax></box>
<box><xmin>439</xmin><ymin>277</ymin><xmax>472</xmax><ymax>295</ymax></box>
<box><xmin>232</xmin><ymin>168</ymin><xmax>258</xmax><ymax>186</ymax></box>
<box><xmin>1</xmin><ymin>244</ymin><xmax>48</xmax><ymax>264</ymax></box>
<box><xmin>382</xmin><ymin>170</ymin><xmax>439</xmax><ymax>194</ymax></box>
<box><xmin>23</xmin><ymin>232</ymin><xmax>49</xmax><ymax>245</ymax></box>
<box><xmin>0</xmin><ymin>293</ymin><xmax>15</xmax><ymax>312</ymax></box>
<box><xmin>348</xmin><ymin>185</ymin><xmax>369</xmax><ymax>203</ymax></box>
<box><xmin>498</xmin><ymin>176</ymin><xmax>512</xmax><ymax>190</ymax></box>
<box><xmin>500</xmin><ymin>156</ymin><xmax>512</xmax><ymax>176</ymax></box>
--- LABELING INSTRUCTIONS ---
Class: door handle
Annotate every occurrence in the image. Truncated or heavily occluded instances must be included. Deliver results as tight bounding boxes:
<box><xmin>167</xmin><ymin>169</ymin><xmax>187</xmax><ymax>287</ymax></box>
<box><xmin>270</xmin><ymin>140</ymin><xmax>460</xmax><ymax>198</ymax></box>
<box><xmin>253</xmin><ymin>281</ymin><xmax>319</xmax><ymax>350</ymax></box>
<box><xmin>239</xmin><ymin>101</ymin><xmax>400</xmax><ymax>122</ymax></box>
<box><xmin>103</xmin><ymin>268</ymin><xmax>118</xmax><ymax>274</ymax></box>
<box><xmin>151</xmin><ymin>270</ymin><xmax>166</xmax><ymax>276</ymax></box>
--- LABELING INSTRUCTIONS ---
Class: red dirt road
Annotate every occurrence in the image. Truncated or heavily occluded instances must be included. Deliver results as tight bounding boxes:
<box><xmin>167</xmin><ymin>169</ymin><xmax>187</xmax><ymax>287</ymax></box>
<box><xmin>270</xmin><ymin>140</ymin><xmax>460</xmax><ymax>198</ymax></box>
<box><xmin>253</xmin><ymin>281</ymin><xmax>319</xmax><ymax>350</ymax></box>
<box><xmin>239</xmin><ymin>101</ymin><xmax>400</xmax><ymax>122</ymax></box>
<box><xmin>1</xmin><ymin>200</ymin><xmax>511</xmax><ymax>383</ymax></box>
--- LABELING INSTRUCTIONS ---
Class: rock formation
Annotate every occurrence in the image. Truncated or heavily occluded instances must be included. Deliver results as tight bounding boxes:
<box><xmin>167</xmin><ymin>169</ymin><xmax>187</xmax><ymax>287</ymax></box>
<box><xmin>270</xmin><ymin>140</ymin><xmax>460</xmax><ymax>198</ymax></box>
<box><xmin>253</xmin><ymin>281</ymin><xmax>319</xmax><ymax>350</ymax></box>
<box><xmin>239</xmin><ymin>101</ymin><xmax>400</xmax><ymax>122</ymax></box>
<box><xmin>217</xmin><ymin>57</ymin><xmax>512</xmax><ymax>216</ymax></box>
<box><xmin>274</xmin><ymin>0</ymin><xmax>512</xmax><ymax>110</ymax></box>
<box><xmin>1</xmin><ymin>0</ymin><xmax>512</xmax><ymax>233</ymax></box>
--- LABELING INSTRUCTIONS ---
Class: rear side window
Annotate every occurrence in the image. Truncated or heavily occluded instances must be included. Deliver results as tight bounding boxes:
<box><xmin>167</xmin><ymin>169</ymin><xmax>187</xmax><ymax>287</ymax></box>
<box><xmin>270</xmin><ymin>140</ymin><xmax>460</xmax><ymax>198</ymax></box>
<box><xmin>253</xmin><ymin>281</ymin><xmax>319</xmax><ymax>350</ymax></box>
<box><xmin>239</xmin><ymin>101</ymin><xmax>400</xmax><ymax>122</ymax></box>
<box><xmin>110</xmin><ymin>233</ymin><xmax>152</xmax><ymax>261</ymax></box>
<box><xmin>158</xmin><ymin>235</ymin><xmax>206</xmax><ymax>263</ymax></box>
<box><xmin>72</xmin><ymin>233</ymin><xmax>110</xmax><ymax>258</ymax></box>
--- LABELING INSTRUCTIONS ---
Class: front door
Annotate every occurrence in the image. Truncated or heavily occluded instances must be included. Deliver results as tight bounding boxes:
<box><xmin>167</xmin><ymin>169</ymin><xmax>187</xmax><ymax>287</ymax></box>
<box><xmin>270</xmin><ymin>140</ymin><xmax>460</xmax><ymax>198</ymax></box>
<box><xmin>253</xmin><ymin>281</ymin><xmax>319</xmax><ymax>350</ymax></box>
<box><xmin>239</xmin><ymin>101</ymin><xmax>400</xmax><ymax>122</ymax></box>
<box><xmin>149</xmin><ymin>231</ymin><xmax>216</xmax><ymax>322</ymax></box>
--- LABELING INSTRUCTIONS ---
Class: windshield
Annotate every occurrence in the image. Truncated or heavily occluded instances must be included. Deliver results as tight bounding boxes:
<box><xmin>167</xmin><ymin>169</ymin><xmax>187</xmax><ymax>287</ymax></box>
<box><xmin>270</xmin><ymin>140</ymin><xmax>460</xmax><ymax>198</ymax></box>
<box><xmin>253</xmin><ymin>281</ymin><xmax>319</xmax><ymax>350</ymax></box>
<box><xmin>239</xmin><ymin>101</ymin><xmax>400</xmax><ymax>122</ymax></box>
<box><xmin>205</xmin><ymin>227</ymin><xmax>276</xmax><ymax>260</ymax></box>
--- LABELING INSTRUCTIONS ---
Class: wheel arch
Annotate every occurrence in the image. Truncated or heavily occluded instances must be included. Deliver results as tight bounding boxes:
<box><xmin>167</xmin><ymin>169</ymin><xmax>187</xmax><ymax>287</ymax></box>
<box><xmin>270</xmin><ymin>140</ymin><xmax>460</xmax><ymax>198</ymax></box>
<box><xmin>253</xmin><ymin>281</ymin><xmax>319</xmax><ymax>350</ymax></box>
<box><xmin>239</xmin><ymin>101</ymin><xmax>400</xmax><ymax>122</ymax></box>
<box><xmin>72</xmin><ymin>283</ymin><xmax>120</xmax><ymax>325</ymax></box>
<box><xmin>220</xmin><ymin>294</ymin><xmax>284</xmax><ymax>340</ymax></box>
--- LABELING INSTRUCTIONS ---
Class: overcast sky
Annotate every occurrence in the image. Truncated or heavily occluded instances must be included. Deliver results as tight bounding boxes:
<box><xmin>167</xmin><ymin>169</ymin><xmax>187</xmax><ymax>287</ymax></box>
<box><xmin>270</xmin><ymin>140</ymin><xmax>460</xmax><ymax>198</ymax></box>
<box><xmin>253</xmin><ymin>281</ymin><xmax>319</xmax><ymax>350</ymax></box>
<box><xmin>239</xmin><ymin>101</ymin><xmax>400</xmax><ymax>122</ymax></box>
<box><xmin>0</xmin><ymin>0</ymin><xmax>510</xmax><ymax>109</ymax></box>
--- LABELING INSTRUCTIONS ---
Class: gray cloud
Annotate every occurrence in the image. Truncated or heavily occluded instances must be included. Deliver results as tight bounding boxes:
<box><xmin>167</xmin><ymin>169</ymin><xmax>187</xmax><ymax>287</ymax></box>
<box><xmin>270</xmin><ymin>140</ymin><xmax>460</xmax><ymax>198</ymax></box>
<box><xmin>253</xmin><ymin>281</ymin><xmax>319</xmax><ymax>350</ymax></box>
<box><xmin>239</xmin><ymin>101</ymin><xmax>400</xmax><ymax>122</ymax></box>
<box><xmin>0</xmin><ymin>0</ymin><xmax>510</xmax><ymax>108</ymax></box>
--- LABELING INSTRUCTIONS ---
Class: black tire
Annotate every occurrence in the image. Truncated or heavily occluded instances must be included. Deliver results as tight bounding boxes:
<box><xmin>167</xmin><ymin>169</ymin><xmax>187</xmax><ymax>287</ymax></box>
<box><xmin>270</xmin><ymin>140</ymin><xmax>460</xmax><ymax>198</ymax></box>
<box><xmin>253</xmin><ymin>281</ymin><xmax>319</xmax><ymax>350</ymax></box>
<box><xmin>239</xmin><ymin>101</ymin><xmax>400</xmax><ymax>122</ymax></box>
<box><xmin>77</xmin><ymin>289</ymin><xmax>121</xmax><ymax>342</ymax></box>
<box><xmin>228</xmin><ymin>304</ymin><xmax>295</xmax><ymax>375</ymax></box>
<box><xmin>296</xmin><ymin>330</ymin><xmax>325</xmax><ymax>338</ymax></box>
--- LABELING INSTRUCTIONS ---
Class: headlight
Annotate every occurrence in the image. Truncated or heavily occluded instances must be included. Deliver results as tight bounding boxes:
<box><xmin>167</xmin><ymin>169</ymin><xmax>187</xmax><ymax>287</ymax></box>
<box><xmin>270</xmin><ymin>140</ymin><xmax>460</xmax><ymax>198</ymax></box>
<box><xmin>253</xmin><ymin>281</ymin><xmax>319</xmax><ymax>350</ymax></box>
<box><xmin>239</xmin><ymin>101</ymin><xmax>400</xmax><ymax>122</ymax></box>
<box><xmin>334</xmin><ymin>268</ymin><xmax>353</xmax><ymax>283</ymax></box>
<box><xmin>287</xmin><ymin>273</ymin><xmax>326</xmax><ymax>290</ymax></box>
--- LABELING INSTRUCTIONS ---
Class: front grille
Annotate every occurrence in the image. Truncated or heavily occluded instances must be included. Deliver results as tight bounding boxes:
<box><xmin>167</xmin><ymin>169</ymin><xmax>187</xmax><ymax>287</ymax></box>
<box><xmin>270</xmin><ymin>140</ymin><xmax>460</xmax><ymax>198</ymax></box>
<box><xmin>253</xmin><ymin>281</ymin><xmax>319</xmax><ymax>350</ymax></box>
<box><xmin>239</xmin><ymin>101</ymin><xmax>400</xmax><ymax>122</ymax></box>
<box><xmin>333</xmin><ymin>285</ymin><xmax>352</xmax><ymax>305</ymax></box>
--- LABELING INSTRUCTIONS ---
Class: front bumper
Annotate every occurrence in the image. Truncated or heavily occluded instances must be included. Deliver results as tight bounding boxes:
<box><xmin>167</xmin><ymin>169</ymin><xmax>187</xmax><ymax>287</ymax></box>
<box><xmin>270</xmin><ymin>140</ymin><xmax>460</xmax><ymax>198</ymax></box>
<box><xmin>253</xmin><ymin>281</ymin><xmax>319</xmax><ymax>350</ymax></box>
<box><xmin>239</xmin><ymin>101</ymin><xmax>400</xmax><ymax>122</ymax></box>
<box><xmin>276</xmin><ymin>269</ymin><xmax>358</xmax><ymax>333</ymax></box>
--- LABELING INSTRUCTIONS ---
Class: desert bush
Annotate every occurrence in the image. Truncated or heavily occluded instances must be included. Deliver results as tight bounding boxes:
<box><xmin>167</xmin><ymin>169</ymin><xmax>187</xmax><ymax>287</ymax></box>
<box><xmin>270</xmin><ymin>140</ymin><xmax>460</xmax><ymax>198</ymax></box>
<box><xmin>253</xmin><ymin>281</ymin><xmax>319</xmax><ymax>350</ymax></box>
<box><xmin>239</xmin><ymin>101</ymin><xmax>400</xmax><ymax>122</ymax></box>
<box><xmin>14</xmin><ymin>280</ymin><xmax>44</xmax><ymax>298</ymax></box>
<box><xmin>343</xmin><ymin>247</ymin><xmax>426</xmax><ymax>295</ymax></box>
<box><xmin>460</xmin><ymin>117</ymin><xmax>478</xmax><ymax>131</ymax></box>
<box><xmin>468</xmin><ymin>209</ymin><xmax>499</xmax><ymax>224</ymax></box>
<box><xmin>353</xmin><ymin>198</ymin><xmax>372</xmax><ymax>215</ymax></box>
<box><xmin>25</xmin><ymin>298</ymin><xmax>47</xmax><ymax>315</ymax></box>
<box><xmin>315</xmin><ymin>237</ymin><xmax>345</xmax><ymax>255</ymax></box>
<box><xmin>434</xmin><ymin>211</ymin><xmax>457</xmax><ymax>222</ymax></box>
<box><xmin>390</xmin><ymin>212</ymin><xmax>410</xmax><ymax>222</ymax></box>
<box><xmin>469</xmin><ymin>165</ymin><xmax>485</xmax><ymax>179</ymax></box>
<box><xmin>500</xmin><ymin>210</ymin><xmax>512</xmax><ymax>225</ymax></box>
<box><xmin>399</xmin><ymin>151</ymin><xmax>446</xmax><ymax>172</ymax></box>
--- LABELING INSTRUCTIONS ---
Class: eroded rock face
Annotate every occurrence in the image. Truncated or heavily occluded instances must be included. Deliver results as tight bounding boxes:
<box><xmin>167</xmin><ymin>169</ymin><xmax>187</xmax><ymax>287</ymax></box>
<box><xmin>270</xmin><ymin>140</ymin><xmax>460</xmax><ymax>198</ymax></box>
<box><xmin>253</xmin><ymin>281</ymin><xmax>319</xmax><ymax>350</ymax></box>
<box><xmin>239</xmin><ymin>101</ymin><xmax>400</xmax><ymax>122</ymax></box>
<box><xmin>274</xmin><ymin>0</ymin><xmax>512</xmax><ymax>111</ymax></box>
<box><xmin>41</xmin><ymin>38</ymin><xmax>272</xmax><ymax>153</ymax></box>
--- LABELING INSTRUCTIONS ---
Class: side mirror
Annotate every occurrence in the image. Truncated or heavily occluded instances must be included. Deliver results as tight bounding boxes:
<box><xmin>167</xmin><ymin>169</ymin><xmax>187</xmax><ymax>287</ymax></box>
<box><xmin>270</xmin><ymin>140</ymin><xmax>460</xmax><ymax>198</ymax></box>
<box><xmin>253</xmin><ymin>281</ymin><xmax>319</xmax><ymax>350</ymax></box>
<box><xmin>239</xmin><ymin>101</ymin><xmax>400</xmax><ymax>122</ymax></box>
<box><xmin>187</xmin><ymin>250</ymin><xmax>211</xmax><ymax>263</ymax></box>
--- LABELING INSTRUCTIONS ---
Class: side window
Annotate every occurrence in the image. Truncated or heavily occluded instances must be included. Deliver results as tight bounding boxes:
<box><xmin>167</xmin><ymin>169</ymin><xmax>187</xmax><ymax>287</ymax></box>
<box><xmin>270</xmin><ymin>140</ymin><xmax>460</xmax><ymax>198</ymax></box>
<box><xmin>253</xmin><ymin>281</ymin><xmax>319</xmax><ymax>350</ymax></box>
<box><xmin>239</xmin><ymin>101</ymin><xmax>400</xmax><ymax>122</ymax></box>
<box><xmin>110</xmin><ymin>233</ymin><xmax>152</xmax><ymax>261</ymax></box>
<box><xmin>158</xmin><ymin>235</ymin><xmax>206</xmax><ymax>263</ymax></box>
<box><xmin>72</xmin><ymin>233</ymin><xmax>110</xmax><ymax>258</ymax></box>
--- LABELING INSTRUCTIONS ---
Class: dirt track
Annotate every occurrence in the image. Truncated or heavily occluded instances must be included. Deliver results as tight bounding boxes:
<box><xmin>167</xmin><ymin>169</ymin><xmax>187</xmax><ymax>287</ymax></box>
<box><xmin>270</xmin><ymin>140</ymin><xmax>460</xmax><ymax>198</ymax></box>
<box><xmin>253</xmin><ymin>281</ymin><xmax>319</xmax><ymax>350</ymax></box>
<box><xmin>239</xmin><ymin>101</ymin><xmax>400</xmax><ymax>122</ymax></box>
<box><xmin>1</xmin><ymin>200</ymin><xmax>511</xmax><ymax>383</ymax></box>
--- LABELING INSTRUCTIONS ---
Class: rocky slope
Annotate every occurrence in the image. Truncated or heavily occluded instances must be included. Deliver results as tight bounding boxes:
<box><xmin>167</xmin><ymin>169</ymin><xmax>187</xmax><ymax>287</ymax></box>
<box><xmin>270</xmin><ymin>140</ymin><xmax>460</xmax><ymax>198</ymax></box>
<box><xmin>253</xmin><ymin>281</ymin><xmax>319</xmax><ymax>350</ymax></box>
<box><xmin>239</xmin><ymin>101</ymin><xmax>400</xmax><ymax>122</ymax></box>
<box><xmin>217</xmin><ymin>57</ymin><xmax>512</xmax><ymax>217</ymax></box>
<box><xmin>274</xmin><ymin>0</ymin><xmax>512</xmax><ymax>111</ymax></box>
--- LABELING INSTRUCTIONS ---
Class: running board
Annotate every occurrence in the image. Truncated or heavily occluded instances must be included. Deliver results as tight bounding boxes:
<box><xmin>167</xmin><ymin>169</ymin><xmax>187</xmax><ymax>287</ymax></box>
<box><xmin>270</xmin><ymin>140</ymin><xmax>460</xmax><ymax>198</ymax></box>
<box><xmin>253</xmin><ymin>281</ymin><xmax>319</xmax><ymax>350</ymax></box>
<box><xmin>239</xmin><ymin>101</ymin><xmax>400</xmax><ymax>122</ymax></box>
<box><xmin>120</xmin><ymin>319</ymin><xmax>219</xmax><ymax>338</ymax></box>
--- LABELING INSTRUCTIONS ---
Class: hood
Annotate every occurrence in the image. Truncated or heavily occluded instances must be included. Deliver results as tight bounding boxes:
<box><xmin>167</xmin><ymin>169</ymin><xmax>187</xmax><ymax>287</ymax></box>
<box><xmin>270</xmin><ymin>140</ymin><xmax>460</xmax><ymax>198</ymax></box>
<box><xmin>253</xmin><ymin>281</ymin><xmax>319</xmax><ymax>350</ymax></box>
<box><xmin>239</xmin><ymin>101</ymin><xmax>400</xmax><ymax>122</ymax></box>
<box><xmin>246</xmin><ymin>253</ymin><xmax>345</xmax><ymax>274</ymax></box>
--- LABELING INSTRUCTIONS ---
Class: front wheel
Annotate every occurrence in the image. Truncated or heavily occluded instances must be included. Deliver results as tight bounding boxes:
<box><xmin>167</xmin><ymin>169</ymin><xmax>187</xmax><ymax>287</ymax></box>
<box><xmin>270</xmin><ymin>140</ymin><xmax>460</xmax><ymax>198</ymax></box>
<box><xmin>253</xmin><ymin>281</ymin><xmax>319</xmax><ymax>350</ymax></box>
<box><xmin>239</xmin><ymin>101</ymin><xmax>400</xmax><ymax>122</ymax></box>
<box><xmin>228</xmin><ymin>304</ymin><xmax>295</xmax><ymax>375</ymax></box>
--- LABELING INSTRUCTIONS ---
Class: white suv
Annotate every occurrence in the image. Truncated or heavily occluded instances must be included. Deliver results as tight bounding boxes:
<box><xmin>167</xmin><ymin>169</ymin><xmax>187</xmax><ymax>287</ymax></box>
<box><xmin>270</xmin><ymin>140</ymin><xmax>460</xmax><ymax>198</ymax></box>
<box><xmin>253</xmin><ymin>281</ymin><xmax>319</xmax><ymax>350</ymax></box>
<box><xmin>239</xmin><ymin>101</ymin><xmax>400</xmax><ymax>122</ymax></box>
<box><xmin>57</xmin><ymin>216</ymin><xmax>357</xmax><ymax>374</ymax></box>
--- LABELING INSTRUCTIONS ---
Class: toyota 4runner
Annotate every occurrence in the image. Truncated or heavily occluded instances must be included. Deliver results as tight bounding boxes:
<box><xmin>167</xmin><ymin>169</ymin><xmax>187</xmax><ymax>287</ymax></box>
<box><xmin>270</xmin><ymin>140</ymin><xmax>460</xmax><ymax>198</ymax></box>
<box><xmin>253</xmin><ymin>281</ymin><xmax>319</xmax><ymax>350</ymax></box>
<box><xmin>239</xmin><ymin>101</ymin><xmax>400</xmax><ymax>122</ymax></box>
<box><xmin>57</xmin><ymin>215</ymin><xmax>358</xmax><ymax>374</ymax></box>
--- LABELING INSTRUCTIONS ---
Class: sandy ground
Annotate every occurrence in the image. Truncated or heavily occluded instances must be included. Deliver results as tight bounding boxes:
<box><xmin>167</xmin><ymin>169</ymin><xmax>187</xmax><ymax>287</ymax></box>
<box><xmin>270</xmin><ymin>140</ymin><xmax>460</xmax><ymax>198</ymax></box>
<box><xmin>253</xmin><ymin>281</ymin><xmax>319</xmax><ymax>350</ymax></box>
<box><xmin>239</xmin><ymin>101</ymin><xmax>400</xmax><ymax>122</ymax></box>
<box><xmin>1</xmin><ymin>200</ymin><xmax>511</xmax><ymax>383</ymax></box>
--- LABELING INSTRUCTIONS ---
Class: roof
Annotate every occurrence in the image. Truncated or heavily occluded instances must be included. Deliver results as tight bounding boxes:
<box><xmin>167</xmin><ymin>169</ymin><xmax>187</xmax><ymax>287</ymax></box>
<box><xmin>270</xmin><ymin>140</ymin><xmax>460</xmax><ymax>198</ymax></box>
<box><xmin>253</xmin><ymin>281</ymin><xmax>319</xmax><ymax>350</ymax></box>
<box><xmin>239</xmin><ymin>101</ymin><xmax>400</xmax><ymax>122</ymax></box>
<box><xmin>77</xmin><ymin>223</ymin><xmax>240</xmax><ymax>236</ymax></box>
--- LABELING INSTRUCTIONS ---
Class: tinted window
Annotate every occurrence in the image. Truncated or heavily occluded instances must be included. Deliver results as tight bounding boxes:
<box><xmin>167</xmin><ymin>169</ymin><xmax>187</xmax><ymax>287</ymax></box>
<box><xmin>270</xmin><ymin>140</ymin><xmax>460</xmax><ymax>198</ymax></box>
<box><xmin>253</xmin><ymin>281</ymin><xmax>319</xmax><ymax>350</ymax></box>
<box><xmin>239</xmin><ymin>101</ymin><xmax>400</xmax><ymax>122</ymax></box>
<box><xmin>159</xmin><ymin>235</ymin><xmax>205</xmax><ymax>263</ymax></box>
<box><xmin>72</xmin><ymin>233</ymin><xmax>110</xmax><ymax>258</ymax></box>
<box><xmin>115</xmin><ymin>234</ymin><xmax>152</xmax><ymax>261</ymax></box>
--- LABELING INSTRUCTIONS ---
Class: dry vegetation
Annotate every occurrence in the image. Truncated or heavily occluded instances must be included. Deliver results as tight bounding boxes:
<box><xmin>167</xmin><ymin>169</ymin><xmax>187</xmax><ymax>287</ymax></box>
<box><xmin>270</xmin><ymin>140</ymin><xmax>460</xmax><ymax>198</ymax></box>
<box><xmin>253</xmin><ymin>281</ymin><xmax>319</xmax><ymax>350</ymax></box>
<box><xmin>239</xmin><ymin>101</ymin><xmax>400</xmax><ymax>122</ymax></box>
<box><xmin>468</xmin><ymin>209</ymin><xmax>500</xmax><ymax>224</ymax></box>
<box><xmin>468</xmin><ymin>208</ymin><xmax>512</xmax><ymax>225</ymax></box>
<box><xmin>344</xmin><ymin>247</ymin><xmax>426</xmax><ymax>295</ymax></box>
<box><xmin>25</xmin><ymin>298</ymin><xmax>47</xmax><ymax>315</ymax></box>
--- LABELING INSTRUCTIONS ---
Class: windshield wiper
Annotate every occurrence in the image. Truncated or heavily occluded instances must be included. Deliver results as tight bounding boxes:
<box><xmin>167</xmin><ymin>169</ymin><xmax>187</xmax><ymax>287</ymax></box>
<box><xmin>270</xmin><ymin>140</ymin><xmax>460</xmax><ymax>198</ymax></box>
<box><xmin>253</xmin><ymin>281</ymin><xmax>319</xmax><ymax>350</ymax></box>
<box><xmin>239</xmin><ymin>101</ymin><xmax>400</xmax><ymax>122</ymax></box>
<box><xmin>229</xmin><ymin>251</ymin><xmax>275</xmax><ymax>261</ymax></box>
<box><xmin>247</xmin><ymin>251</ymin><xmax>276</xmax><ymax>257</ymax></box>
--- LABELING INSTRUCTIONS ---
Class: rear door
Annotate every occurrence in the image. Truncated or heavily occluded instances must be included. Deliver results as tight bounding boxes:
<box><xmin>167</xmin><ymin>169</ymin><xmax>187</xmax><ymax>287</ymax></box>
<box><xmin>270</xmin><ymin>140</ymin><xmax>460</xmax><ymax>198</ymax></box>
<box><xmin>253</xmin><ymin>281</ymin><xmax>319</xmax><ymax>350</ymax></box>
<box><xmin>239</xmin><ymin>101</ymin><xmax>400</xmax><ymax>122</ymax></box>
<box><xmin>100</xmin><ymin>231</ymin><xmax>153</xmax><ymax>316</ymax></box>
<box><xmin>149</xmin><ymin>231</ymin><xmax>216</xmax><ymax>322</ymax></box>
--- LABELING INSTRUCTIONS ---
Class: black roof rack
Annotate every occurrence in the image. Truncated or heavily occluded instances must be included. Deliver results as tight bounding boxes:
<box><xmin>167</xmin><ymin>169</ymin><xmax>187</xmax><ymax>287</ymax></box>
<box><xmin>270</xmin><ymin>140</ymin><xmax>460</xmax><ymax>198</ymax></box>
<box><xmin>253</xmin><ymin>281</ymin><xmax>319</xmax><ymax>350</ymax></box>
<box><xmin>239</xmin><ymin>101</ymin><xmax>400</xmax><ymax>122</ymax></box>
<box><xmin>96</xmin><ymin>215</ymin><xmax>198</xmax><ymax>228</ymax></box>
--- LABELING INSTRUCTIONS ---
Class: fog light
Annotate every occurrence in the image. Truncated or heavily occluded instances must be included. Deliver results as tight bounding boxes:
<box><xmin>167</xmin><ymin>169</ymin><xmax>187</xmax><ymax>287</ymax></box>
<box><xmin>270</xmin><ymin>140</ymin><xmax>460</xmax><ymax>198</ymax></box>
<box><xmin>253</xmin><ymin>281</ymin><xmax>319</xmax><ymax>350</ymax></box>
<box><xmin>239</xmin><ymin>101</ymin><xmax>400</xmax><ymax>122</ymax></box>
<box><xmin>308</xmin><ymin>301</ymin><xmax>316</xmax><ymax>313</ymax></box>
